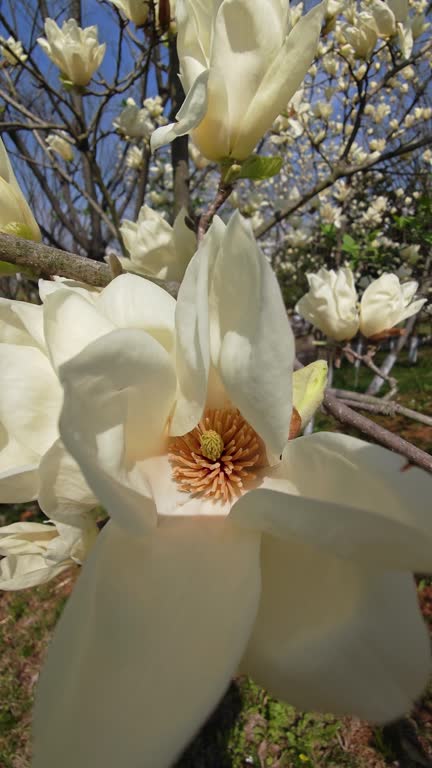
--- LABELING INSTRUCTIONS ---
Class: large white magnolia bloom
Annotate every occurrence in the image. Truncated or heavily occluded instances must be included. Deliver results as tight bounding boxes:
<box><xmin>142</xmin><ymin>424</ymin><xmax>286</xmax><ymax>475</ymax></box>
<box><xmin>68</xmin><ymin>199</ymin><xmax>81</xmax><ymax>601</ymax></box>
<box><xmin>359</xmin><ymin>274</ymin><xmax>426</xmax><ymax>339</ymax></box>
<box><xmin>295</xmin><ymin>267</ymin><xmax>359</xmax><ymax>341</ymax></box>
<box><xmin>0</xmin><ymin>139</ymin><xmax>41</xmax><ymax>241</ymax></box>
<box><xmin>33</xmin><ymin>213</ymin><xmax>432</xmax><ymax>768</ymax></box>
<box><xmin>37</xmin><ymin>19</ymin><xmax>105</xmax><ymax>87</ymax></box>
<box><xmin>119</xmin><ymin>205</ymin><xmax>196</xmax><ymax>282</ymax></box>
<box><xmin>151</xmin><ymin>0</ymin><xmax>326</xmax><ymax>161</ymax></box>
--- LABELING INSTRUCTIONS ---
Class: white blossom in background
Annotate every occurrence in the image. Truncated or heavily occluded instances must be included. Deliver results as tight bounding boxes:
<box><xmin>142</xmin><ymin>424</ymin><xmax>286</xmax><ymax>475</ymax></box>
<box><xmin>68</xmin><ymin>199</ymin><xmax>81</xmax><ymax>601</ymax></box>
<box><xmin>46</xmin><ymin>131</ymin><xmax>74</xmax><ymax>162</ymax></box>
<box><xmin>0</xmin><ymin>36</ymin><xmax>27</xmax><ymax>65</ymax></box>
<box><xmin>360</xmin><ymin>274</ymin><xmax>426</xmax><ymax>338</ymax></box>
<box><xmin>125</xmin><ymin>146</ymin><xmax>145</xmax><ymax>170</ymax></box>
<box><xmin>296</xmin><ymin>267</ymin><xmax>359</xmax><ymax>341</ymax></box>
<box><xmin>143</xmin><ymin>95</ymin><xmax>165</xmax><ymax>119</ymax></box>
<box><xmin>31</xmin><ymin>214</ymin><xmax>432</xmax><ymax>768</ymax></box>
<box><xmin>113</xmin><ymin>98</ymin><xmax>154</xmax><ymax>141</ymax></box>
<box><xmin>151</xmin><ymin>0</ymin><xmax>326</xmax><ymax>161</ymax></box>
<box><xmin>108</xmin><ymin>0</ymin><xmax>150</xmax><ymax>25</ymax></box>
<box><xmin>37</xmin><ymin>19</ymin><xmax>106</xmax><ymax>87</ymax></box>
<box><xmin>342</xmin><ymin>12</ymin><xmax>378</xmax><ymax>59</ymax></box>
<box><xmin>0</xmin><ymin>138</ymin><xmax>41</xmax><ymax>241</ymax></box>
<box><xmin>119</xmin><ymin>205</ymin><xmax>196</xmax><ymax>282</ymax></box>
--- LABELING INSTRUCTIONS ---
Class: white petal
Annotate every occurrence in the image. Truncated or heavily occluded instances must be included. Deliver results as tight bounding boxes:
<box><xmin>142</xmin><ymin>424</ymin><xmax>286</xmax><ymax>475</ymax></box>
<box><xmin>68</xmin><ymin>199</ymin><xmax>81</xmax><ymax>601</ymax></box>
<box><xmin>0</xmin><ymin>423</ymin><xmax>40</xmax><ymax>502</ymax></box>
<box><xmin>0</xmin><ymin>461</ymin><xmax>39</xmax><ymax>503</ymax></box>
<box><xmin>0</xmin><ymin>298</ymin><xmax>43</xmax><ymax>347</ymax></box>
<box><xmin>170</xmin><ymin>219</ymin><xmax>224</xmax><ymax>435</ymax></box>
<box><xmin>38</xmin><ymin>438</ymin><xmax>99</xmax><ymax>525</ymax></box>
<box><xmin>0</xmin><ymin>521</ymin><xmax>56</xmax><ymax>555</ymax></box>
<box><xmin>33</xmin><ymin>518</ymin><xmax>261</xmax><ymax>768</ymax></box>
<box><xmin>0</xmin><ymin>343</ymin><xmax>61</xmax><ymax>455</ymax></box>
<box><xmin>212</xmin><ymin>213</ymin><xmax>294</xmax><ymax>454</ymax></box>
<box><xmin>230</xmin><ymin>432</ymin><xmax>432</xmax><ymax>571</ymax></box>
<box><xmin>59</xmin><ymin>329</ymin><xmax>177</xmax><ymax>534</ymax></box>
<box><xmin>232</xmin><ymin>2</ymin><xmax>325</xmax><ymax>158</ymax></box>
<box><xmin>43</xmin><ymin>289</ymin><xmax>115</xmax><ymax>371</ymax></box>
<box><xmin>150</xmin><ymin>69</ymin><xmax>210</xmax><ymax>152</ymax></box>
<box><xmin>241</xmin><ymin>533</ymin><xmax>430</xmax><ymax>722</ymax></box>
<box><xmin>0</xmin><ymin>553</ymin><xmax>69</xmax><ymax>590</ymax></box>
<box><xmin>95</xmin><ymin>273</ymin><xmax>177</xmax><ymax>355</ymax></box>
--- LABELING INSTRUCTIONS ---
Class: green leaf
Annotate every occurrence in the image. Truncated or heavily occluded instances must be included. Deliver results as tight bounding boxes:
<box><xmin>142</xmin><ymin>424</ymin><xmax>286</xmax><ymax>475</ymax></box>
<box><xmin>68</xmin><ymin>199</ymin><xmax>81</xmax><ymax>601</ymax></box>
<box><xmin>236</xmin><ymin>154</ymin><xmax>283</xmax><ymax>180</ymax></box>
<box><xmin>0</xmin><ymin>260</ymin><xmax>20</xmax><ymax>275</ymax></box>
<box><xmin>342</xmin><ymin>234</ymin><xmax>359</xmax><ymax>255</ymax></box>
<box><xmin>0</xmin><ymin>260</ymin><xmax>36</xmax><ymax>278</ymax></box>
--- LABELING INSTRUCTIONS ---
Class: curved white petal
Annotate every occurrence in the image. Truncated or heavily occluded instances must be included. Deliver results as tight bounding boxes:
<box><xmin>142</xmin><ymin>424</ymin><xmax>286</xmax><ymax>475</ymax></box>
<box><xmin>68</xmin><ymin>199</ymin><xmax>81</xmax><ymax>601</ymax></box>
<box><xmin>0</xmin><ymin>299</ymin><xmax>43</xmax><ymax>347</ymax></box>
<box><xmin>230</xmin><ymin>432</ymin><xmax>432</xmax><ymax>571</ymax></box>
<box><xmin>0</xmin><ymin>461</ymin><xmax>39</xmax><ymax>503</ymax></box>
<box><xmin>43</xmin><ymin>289</ymin><xmax>115</xmax><ymax>371</ymax></box>
<box><xmin>151</xmin><ymin>69</ymin><xmax>210</xmax><ymax>152</ymax></box>
<box><xmin>33</xmin><ymin>518</ymin><xmax>261</xmax><ymax>768</ymax></box>
<box><xmin>59</xmin><ymin>329</ymin><xmax>177</xmax><ymax>534</ymax></box>
<box><xmin>241</xmin><ymin>533</ymin><xmax>430</xmax><ymax>722</ymax></box>
<box><xmin>170</xmin><ymin>219</ymin><xmax>224</xmax><ymax>435</ymax></box>
<box><xmin>95</xmin><ymin>273</ymin><xmax>177</xmax><ymax>355</ymax></box>
<box><xmin>212</xmin><ymin>213</ymin><xmax>294</xmax><ymax>454</ymax></box>
<box><xmin>38</xmin><ymin>438</ymin><xmax>99</xmax><ymax>525</ymax></box>
<box><xmin>232</xmin><ymin>2</ymin><xmax>325</xmax><ymax>159</ymax></box>
<box><xmin>0</xmin><ymin>343</ymin><xmax>61</xmax><ymax>455</ymax></box>
<box><xmin>0</xmin><ymin>553</ymin><xmax>69</xmax><ymax>590</ymax></box>
<box><xmin>0</xmin><ymin>422</ymin><xmax>40</xmax><ymax>502</ymax></box>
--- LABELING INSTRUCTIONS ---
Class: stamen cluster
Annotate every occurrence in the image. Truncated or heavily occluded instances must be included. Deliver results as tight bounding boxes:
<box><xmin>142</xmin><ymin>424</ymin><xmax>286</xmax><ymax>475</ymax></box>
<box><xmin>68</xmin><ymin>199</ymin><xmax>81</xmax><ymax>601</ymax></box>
<box><xmin>169</xmin><ymin>409</ymin><xmax>266</xmax><ymax>502</ymax></box>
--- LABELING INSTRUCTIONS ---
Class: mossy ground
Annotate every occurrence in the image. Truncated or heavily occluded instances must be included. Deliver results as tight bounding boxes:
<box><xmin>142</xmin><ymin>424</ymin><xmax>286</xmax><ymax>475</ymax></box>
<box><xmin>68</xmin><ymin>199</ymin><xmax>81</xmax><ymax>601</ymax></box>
<box><xmin>0</xmin><ymin>349</ymin><xmax>431</xmax><ymax>767</ymax></box>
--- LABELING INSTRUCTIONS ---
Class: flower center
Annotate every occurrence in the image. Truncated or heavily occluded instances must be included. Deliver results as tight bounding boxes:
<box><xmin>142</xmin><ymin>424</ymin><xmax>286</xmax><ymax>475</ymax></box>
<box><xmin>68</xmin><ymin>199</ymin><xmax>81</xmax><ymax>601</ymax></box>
<box><xmin>200</xmin><ymin>429</ymin><xmax>224</xmax><ymax>460</ymax></box>
<box><xmin>169</xmin><ymin>409</ymin><xmax>267</xmax><ymax>502</ymax></box>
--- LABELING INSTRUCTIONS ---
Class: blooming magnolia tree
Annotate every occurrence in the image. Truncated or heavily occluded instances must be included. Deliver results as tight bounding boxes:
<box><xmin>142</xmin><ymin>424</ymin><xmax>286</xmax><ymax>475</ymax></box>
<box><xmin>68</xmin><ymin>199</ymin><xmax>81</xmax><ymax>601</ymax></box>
<box><xmin>0</xmin><ymin>1</ymin><xmax>432</xmax><ymax>767</ymax></box>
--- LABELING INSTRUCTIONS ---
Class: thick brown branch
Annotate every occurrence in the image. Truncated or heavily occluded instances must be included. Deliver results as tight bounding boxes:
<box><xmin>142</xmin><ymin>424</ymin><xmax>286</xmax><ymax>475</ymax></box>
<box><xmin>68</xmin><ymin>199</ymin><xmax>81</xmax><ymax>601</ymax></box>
<box><xmin>0</xmin><ymin>233</ymin><xmax>112</xmax><ymax>286</ymax></box>
<box><xmin>0</xmin><ymin>234</ymin><xmax>179</xmax><ymax>296</ymax></box>
<box><xmin>323</xmin><ymin>391</ymin><xmax>432</xmax><ymax>473</ymax></box>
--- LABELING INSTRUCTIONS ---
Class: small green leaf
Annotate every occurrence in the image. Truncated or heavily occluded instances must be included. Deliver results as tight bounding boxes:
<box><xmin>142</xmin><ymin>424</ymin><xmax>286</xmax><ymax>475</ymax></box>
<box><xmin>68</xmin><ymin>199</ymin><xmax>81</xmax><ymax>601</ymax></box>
<box><xmin>0</xmin><ymin>260</ymin><xmax>21</xmax><ymax>275</ymax></box>
<box><xmin>342</xmin><ymin>233</ymin><xmax>359</xmax><ymax>255</ymax></box>
<box><xmin>236</xmin><ymin>154</ymin><xmax>283</xmax><ymax>180</ymax></box>
<box><xmin>0</xmin><ymin>260</ymin><xmax>35</xmax><ymax>277</ymax></box>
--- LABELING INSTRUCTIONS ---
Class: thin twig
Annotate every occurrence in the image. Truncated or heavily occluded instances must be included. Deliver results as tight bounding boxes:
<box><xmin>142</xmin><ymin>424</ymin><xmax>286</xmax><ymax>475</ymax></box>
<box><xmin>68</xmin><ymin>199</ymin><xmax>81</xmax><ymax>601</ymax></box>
<box><xmin>197</xmin><ymin>182</ymin><xmax>233</xmax><ymax>243</ymax></box>
<box><xmin>329</xmin><ymin>388</ymin><xmax>432</xmax><ymax>427</ymax></box>
<box><xmin>342</xmin><ymin>344</ymin><xmax>398</xmax><ymax>397</ymax></box>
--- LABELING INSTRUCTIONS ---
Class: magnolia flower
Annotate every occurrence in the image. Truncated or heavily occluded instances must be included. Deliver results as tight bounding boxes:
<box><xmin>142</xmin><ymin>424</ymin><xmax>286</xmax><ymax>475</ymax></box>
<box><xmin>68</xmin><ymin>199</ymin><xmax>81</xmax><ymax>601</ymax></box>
<box><xmin>343</xmin><ymin>13</ymin><xmax>378</xmax><ymax>59</ymax></box>
<box><xmin>125</xmin><ymin>145</ymin><xmax>145</xmax><ymax>170</ymax></box>
<box><xmin>0</xmin><ymin>138</ymin><xmax>41</xmax><ymax>241</ymax></box>
<box><xmin>0</xmin><ymin>518</ymin><xmax>97</xmax><ymax>590</ymax></box>
<box><xmin>151</xmin><ymin>0</ymin><xmax>326</xmax><ymax>161</ymax></box>
<box><xmin>37</xmin><ymin>19</ymin><xmax>105</xmax><ymax>87</ymax></box>
<box><xmin>0</xmin><ymin>35</ymin><xmax>27</xmax><ymax>65</ymax></box>
<box><xmin>296</xmin><ymin>267</ymin><xmax>359</xmax><ymax>341</ymax></box>
<box><xmin>359</xmin><ymin>274</ymin><xmax>426</xmax><ymax>339</ymax></box>
<box><xmin>108</xmin><ymin>0</ymin><xmax>150</xmax><ymax>25</ymax></box>
<box><xmin>113</xmin><ymin>98</ymin><xmax>154</xmax><ymax>141</ymax></box>
<box><xmin>33</xmin><ymin>214</ymin><xmax>432</xmax><ymax>768</ymax></box>
<box><xmin>46</xmin><ymin>131</ymin><xmax>74</xmax><ymax>162</ymax></box>
<box><xmin>119</xmin><ymin>205</ymin><xmax>196</xmax><ymax>282</ymax></box>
